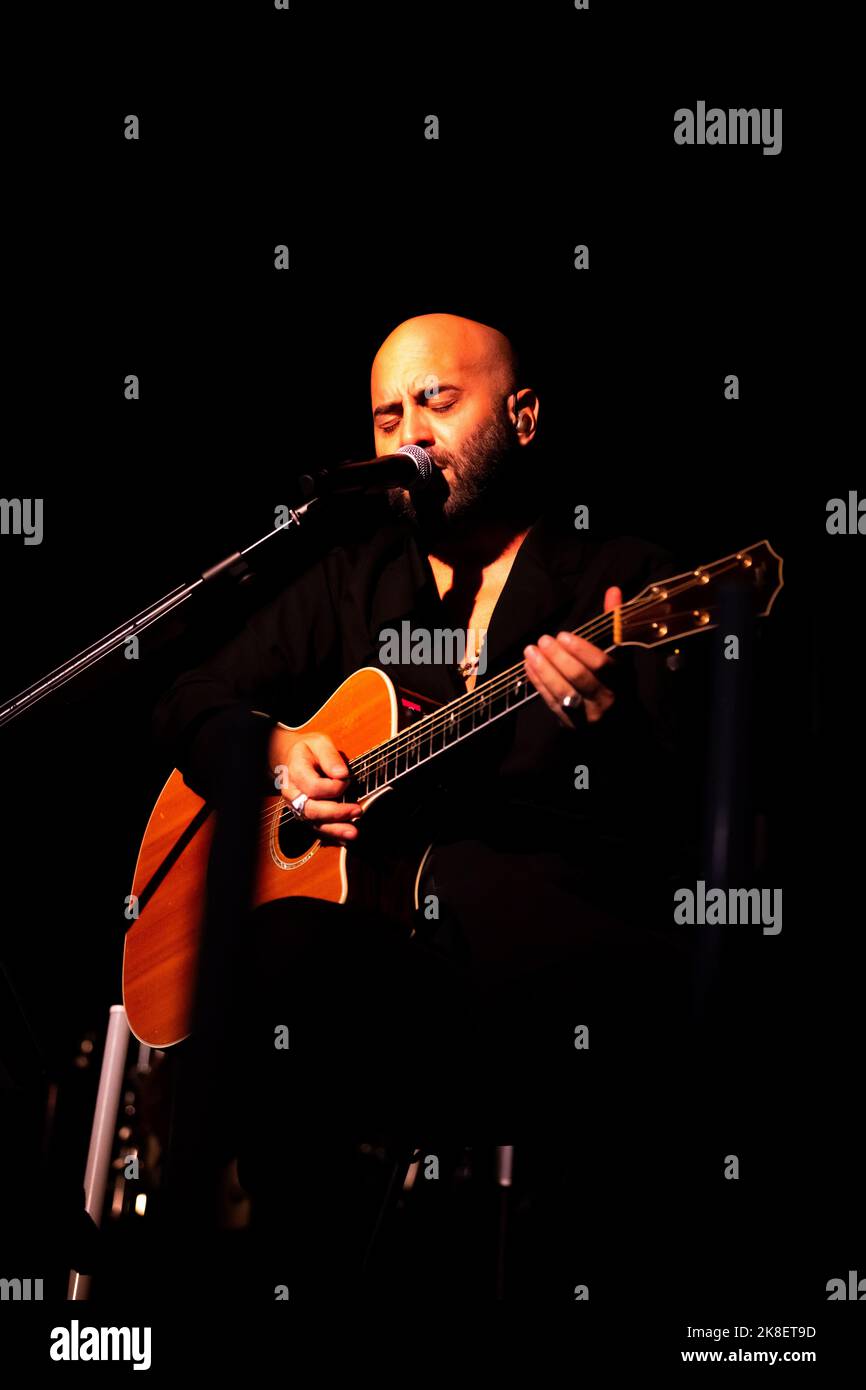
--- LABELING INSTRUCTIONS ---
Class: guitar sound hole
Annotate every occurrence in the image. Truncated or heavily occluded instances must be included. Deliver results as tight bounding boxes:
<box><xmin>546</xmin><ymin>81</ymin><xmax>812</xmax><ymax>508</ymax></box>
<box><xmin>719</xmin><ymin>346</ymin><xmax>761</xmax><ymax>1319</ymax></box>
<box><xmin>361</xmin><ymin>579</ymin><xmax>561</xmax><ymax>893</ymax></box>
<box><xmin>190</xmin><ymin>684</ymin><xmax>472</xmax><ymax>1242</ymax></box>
<box><xmin>276</xmin><ymin>809</ymin><xmax>320</xmax><ymax>860</ymax></box>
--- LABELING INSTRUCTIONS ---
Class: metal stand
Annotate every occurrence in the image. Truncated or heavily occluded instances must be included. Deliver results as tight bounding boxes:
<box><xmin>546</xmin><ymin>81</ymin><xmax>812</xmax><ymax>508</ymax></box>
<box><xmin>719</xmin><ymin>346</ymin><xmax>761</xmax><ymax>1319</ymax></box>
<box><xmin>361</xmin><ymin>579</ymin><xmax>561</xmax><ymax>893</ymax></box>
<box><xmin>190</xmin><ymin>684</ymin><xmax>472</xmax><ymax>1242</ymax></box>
<box><xmin>494</xmin><ymin>1145</ymin><xmax>514</xmax><ymax>1299</ymax></box>
<box><xmin>1</xmin><ymin>501</ymin><xmax>320</xmax><ymax>730</ymax></box>
<box><xmin>67</xmin><ymin>1005</ymin><xmax>131</xmax><ymax>1300</ymax></box>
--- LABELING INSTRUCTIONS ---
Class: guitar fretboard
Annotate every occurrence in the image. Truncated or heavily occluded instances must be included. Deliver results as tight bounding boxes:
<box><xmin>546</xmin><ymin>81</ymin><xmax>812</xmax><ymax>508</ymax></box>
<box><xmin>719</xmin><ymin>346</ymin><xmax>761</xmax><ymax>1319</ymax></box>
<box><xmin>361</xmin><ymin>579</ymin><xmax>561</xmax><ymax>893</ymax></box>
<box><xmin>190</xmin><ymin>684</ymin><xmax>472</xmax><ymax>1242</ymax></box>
<box><xmin>344</xmin><ymin>540</ymin><xmax>782</xmax><ymax>800</ymax></box>
<box><xmin>348</xmin><ymin>663</ymin><xmax>542</xmax><ymax>796</ymax></box>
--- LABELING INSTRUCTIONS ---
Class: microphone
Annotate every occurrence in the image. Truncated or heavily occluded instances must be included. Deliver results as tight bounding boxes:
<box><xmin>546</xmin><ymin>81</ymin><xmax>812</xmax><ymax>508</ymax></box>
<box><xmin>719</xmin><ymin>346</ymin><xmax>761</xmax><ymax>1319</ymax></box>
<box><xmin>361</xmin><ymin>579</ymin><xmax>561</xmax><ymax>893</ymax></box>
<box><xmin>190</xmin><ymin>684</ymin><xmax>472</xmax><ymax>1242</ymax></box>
<box><xmin>306</xmin><ymin>445</ymin><xmax>435</xmax><ymax>496</ymax></box>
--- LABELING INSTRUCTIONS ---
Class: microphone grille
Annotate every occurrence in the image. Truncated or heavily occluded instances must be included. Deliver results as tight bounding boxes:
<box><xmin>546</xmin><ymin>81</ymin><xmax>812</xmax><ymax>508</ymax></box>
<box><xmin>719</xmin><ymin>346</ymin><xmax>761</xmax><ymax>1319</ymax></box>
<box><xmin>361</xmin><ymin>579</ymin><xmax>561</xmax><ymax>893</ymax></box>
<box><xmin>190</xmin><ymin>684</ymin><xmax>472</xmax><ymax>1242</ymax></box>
<box><xmin>396</xmin><ymin>444</ymin><xmax>434</xmax><ymax>486</ymax></box>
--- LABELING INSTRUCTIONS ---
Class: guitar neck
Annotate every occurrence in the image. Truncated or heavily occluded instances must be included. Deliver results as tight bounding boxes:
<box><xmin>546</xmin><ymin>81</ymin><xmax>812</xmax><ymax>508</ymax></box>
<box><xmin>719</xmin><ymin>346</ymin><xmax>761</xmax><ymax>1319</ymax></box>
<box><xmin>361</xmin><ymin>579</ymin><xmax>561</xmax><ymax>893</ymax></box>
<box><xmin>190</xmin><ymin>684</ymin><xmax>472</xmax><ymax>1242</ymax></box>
<box><xmin>346</xmin><ymin>538</ymin><xmax>784</xmax><ymax>799</ymax></box>
<box><xmin>348</xmin><ymin>609</ymin><xmax>619</xmax><ymax>797</ymax></box>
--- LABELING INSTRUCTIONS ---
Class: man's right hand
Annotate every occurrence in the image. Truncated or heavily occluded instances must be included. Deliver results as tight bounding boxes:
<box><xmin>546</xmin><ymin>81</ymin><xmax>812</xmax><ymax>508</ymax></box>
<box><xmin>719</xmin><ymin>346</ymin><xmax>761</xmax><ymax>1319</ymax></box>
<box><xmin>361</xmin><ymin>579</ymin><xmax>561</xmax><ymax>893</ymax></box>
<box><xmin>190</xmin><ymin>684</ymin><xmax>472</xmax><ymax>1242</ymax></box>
<box><xmin>271</xmin><ymin>733</ymin><xmax>366</xmax><ymax>839</ymax></box>
<box><xmin>268</xmin><ymin>727</ymin><xmax>363</xmax><ymax>843</ymax></box>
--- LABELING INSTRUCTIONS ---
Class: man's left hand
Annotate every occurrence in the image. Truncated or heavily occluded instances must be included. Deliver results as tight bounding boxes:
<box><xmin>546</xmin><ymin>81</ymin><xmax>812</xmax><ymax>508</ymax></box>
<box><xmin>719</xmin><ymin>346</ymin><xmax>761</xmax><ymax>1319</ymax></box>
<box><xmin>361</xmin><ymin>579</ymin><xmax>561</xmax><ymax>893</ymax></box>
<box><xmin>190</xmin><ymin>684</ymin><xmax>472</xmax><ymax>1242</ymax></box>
<box><xmin>523</xmin><ymin>585</ymin><xmax>621</xmax><ymax>728</ymax></box>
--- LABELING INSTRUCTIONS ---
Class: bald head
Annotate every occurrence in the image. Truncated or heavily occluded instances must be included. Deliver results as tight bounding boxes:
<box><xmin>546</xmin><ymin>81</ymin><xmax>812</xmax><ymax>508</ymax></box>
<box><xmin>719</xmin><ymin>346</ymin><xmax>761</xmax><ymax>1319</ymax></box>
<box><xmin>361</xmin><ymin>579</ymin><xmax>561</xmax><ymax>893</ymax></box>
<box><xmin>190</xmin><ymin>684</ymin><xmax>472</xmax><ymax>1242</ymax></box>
<box><xmin>371</xmin><ymin>312</ymin><xmax>535</xmax><ymax>453</ymax></box>
<box><xmin>370</xmin><ymin>312</ymin><xmax>539</xmax><ymax>542</ymax></box>
<box><xmin>372</xmin><ymin>313</ymin><xmax>518</xmax><ymax>413</ymax></box>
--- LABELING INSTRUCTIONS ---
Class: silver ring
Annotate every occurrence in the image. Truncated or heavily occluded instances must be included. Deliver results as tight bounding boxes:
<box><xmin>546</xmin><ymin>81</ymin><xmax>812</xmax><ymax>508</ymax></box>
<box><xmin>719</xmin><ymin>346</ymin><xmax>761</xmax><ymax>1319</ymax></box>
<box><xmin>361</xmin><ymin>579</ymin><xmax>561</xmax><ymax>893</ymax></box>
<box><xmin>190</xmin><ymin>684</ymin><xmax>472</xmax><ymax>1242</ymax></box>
<box><xmin>561</xmin><ymin>692</ymin><xmax>583</xmax><ymax>712</ymax></box>
<box><xmin>286</xmin><ymin>791</ymin><xmax>309</xmax><ymax>821</ymax></box>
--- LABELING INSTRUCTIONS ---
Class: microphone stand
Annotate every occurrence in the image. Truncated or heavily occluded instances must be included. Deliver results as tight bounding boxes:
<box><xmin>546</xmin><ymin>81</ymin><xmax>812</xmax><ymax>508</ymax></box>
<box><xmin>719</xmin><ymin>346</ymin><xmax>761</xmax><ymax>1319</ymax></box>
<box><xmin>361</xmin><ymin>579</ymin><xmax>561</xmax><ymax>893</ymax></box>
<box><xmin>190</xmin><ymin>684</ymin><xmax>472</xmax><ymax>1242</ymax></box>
<box><xmin>0</xmin><ymin>457</ymin><xmax>423</xmax><ymax>1291</ymax></box>
<box><xmin>1</xmin><ymin>445</ymin><xmax>431</xmax><ymax>729</ymax></box>
<box><xmin>0</xmin><ymin>497</ymin><xmax>321</xmax><ymax>730</ymax></box>
<box><xmin>0</xmin><ymin>492</ymin><xmax>322</xmax><ymax>1289</ymax></box>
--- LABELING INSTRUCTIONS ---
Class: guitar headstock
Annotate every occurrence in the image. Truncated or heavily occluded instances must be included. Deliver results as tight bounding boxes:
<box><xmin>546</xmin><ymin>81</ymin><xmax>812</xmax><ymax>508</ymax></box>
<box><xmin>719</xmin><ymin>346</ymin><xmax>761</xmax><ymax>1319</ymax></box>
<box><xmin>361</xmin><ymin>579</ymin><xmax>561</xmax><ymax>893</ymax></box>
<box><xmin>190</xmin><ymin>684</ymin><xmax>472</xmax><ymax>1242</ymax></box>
<box><xmin>616</xmin><ymin>540</ymin><xmax>784</xmax><ymax>650</ymax></box>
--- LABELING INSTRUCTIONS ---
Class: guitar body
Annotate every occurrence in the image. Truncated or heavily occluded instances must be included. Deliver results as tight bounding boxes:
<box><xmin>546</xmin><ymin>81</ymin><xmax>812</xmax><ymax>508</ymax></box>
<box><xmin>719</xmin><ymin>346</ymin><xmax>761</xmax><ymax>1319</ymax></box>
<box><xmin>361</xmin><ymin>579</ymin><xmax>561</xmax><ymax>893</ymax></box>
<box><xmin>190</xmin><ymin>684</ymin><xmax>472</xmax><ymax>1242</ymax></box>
<box><xmin>123</xmin><ymin>666</ymin><xmax>431</xmax><ymax>1047</ymax></box>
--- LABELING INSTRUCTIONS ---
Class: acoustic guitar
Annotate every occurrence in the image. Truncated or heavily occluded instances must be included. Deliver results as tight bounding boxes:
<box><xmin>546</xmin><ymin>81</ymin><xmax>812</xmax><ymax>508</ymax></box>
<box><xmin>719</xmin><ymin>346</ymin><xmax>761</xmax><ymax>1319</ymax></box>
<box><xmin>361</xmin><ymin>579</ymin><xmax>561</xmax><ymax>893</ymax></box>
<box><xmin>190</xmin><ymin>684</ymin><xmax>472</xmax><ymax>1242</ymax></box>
<box><xmin>123</xmin><ymin>540</ymin><xmax>783</xmax><ymax>1046</ymax></box>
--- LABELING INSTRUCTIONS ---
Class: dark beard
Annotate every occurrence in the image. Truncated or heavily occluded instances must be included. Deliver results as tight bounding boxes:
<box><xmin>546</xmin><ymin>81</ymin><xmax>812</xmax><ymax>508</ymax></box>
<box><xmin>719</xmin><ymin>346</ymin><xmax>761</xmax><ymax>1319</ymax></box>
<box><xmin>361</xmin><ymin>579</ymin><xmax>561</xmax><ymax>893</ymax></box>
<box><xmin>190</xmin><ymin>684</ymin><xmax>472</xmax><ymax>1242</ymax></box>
<box><xmin>385</xmin><ymin>411</ymin><xmax>533</xmax><ymax>546</ymax></box>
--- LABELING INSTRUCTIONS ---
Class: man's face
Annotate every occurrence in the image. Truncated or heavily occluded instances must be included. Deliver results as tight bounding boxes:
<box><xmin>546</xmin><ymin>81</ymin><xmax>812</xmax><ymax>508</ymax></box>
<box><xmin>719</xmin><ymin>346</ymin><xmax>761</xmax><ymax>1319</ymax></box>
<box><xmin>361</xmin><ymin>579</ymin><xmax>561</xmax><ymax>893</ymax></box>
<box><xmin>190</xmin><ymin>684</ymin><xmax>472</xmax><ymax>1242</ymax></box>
<box><xmin>370</xmin><ymin>318</ymin><xmax>523</xmax><ymax>539</ymax></box>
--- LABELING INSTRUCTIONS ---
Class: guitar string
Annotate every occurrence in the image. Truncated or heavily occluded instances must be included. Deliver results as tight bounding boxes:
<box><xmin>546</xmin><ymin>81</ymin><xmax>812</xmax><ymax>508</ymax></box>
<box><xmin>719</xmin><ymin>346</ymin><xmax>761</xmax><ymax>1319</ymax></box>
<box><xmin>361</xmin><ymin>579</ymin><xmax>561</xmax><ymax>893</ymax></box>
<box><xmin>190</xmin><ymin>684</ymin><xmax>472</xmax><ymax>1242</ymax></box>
<box><xmin>254</xmin><ymin>559</ymin><xmax>742</xmax><ymax>843</ymax></box>
<box><xmin>350</xmin><ymin>551</ymin><xmax>755</xmax><ymax>777</ymax></box>
<box><xmin>257</xmin><ymin>598</ymin><xmax>636</xmax><ymax>831</ymax></box>
<box><xmin>349</xmin><ymin>615</ymin><xmax>620</xmax><ymax>777</ymax></box>
<box><xmin>254</xmin><ymin>547</ymin><xmax>761</xmax><ymax>839</ymax></box>
<box><xmin>256</xmin><ymin>563</ymin><xmax>744</xmax><ymax>841</ymax></box>
<box><xmin>264</xmin><ymin>556</ymin><xmax>736</xmax><ymax>813</ymax></box>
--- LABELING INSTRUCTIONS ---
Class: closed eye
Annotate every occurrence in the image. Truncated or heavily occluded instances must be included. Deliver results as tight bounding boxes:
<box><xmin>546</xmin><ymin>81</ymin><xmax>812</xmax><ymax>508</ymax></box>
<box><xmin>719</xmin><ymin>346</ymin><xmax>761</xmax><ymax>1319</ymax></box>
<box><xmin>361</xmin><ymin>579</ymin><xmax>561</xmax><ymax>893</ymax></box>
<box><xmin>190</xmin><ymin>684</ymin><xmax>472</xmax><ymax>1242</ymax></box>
<box><xmin>378</xmin><ymin>401</ymin><xmax>457</xmax><ymax>434</ymax></box>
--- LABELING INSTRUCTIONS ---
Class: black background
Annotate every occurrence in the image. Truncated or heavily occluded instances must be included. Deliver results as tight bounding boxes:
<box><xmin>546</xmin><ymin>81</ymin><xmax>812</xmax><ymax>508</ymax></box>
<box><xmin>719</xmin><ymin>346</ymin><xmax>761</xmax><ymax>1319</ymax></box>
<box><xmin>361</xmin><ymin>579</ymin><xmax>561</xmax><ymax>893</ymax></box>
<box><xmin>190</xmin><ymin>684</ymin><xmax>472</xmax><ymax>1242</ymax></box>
<box><xmin>1</xmin><ymin>0</ymin><xmax>862</xmax><ymax>1350</ymax></box>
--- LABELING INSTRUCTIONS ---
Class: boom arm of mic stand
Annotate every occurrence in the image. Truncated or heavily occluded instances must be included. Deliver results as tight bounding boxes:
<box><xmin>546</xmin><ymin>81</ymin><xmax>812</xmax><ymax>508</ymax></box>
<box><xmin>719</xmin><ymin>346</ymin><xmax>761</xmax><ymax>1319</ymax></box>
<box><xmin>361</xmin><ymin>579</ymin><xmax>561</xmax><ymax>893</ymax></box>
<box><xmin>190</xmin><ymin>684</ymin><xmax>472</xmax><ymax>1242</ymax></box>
<box><xmin>0</xmin><ymin>497</ymin><xmax>321</xmax><ymax>731</ymax></box>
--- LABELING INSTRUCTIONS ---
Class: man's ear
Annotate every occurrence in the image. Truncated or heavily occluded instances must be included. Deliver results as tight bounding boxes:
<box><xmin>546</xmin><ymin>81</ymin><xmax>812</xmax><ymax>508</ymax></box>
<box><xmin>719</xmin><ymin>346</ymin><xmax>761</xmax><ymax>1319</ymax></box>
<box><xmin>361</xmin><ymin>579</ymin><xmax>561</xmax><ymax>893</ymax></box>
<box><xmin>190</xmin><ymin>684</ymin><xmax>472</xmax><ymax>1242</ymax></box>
<box><xmin>510</xmin><ymin>387</ymin><xmax>539</xmax><ymax>444</ymax></box>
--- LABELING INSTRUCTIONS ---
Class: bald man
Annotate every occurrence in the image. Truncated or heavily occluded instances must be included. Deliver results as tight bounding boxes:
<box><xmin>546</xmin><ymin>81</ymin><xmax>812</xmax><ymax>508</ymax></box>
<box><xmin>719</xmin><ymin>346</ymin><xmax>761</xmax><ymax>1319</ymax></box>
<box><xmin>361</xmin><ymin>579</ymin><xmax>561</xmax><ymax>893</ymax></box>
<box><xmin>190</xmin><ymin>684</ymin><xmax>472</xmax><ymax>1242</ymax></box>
<box><xmin>153</xmin><ymin>312</ymin><xmax>695</xmax><ymax>1290</ymax></box>
<box><xmin>370</xmin><ymin>314</ymin><xmax>620</xmax><ymax>718</ymax></box>
<box><xmin>258</xmin><ymin>314</ymin><xmax>620</xmax><ymax>849</ymax></box>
